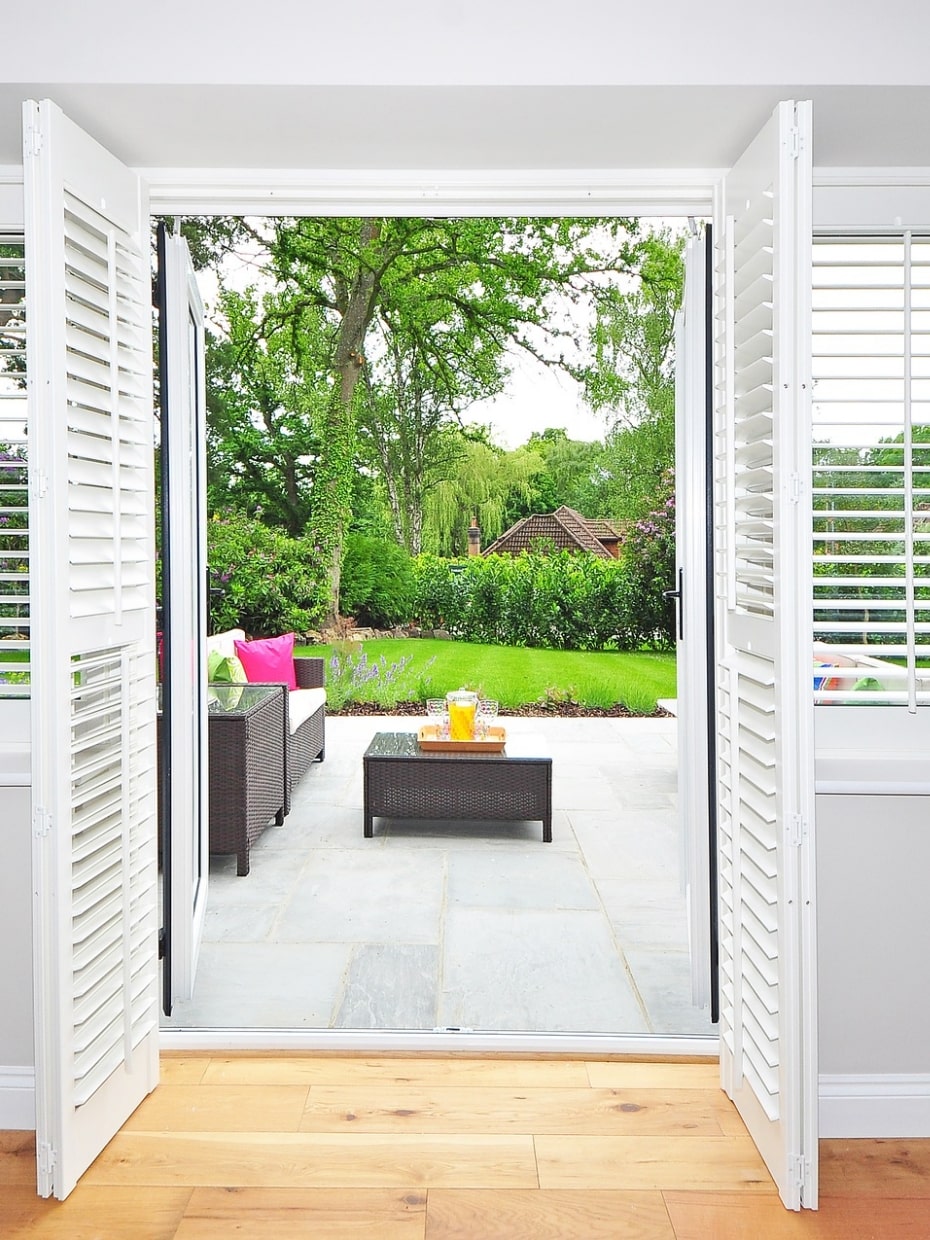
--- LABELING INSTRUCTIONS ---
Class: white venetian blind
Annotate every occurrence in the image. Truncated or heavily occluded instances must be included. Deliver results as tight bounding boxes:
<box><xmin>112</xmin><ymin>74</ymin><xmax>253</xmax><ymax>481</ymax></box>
<box><xmin>812</xmin><ymin>235</ymin><xmax>930</xmax><ymax>706</ymax></box>
<box><xmin>0</xmin><ymin>233</ymin><xmax>29</xmax><ymax>696</ymax></box>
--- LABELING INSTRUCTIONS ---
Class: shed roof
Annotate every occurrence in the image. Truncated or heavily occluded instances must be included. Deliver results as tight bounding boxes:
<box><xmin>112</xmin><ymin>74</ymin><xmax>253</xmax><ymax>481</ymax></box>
<box><xmin>483</xmin><ymin>506</ymin><xmax>622</xmax><ymax>558</ymax></box>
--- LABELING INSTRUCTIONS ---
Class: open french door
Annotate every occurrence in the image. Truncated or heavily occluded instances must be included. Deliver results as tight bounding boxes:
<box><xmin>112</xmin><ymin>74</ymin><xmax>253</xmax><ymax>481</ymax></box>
<box><xmin>25</xmin><ymin>100</ymin><xmax>159</xmax><ymax>1199</ymax></box>
<box><xmin>713</xmin><ymin>101</ymin><xmax>818</xmax><ymax>1208</ymax></box>
<box><xmin>674</xmin><ymin>228</ymin><xmax>716</xmax><ymax>1017</ymax></box>
<box><xmin>158</xmin><ymin>226</ymin><xmax>209</xmax><ymax>1010</ymax></box>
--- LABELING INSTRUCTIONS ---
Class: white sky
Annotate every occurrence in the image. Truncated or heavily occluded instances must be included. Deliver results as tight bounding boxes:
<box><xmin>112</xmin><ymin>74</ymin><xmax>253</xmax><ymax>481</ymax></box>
<box><xmin>467</xmin><ymin>353</ymin><xmax>607</xmax><ymax>448</ymax></box>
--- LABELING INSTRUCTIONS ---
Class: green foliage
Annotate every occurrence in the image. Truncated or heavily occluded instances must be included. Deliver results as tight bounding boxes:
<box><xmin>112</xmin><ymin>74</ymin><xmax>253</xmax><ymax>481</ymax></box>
<box><xmin>206</xmin><ymin>511</ymin><xmax>329</xmax><ymax>636</ymax></box>
<box><xmin>339</xmin><ymin>534</ymin><xmax>416</xmax><ymax>628</ymax></box>
<box><xmin>424</xmin><ymin>437</ymin><xmax>545</xmax><ymax>555</ymax></box>
<box><xmin>582</xmin><ymin>229</ymin><xmax>684</xmax><ymax>526</ymax></box>
<box><xmin>322</xmin><ymin>640</ymin><xmax>431</xmax><ymax>711</ymax></box>
<box><xmin>411</xmin><ymin>549</ymin><xmax>669</xmax><ymax>651</ymax></box>
<box><xmin>184</xmin><ymin>213</ymin><xmax>660</xmax><ymax>621</ymax></box>
<box><xmin>205</xmin><ymin>286</ymin><xmax>332</xmax><ymax>535</ymax></box>
<box><xmin>619</xmin><ymin>470</ymin><xmax>677</xmax><ymax>649</ymax></box>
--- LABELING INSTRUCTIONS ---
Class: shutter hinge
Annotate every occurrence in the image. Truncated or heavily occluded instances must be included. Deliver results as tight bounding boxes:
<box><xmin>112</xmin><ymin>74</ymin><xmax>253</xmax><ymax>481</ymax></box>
<box><xmin>31</xmin><ymin>469</ymin><xmax>49</xmax><ymax>501</ymax></box>
<box><xmin>33</xmin><ymin>807</ymin><xmax>52</xmax><ymax>839</ymax></box>
<box><xmin>24</xmin><ymin>123</ymin><xmax>43</xmax><ymax>159</ymax></box>
<box><xmin>37</xmin><ymin>1139</ymin><xmax>55</xmax><ymax>1178</ymax></box>
<box><xmin>788</xmin><ymin>472</ymin><xmax>803</xmax><ymax>504</ymax></box>
<box><xmin>787</xmin><ymin>125</ymin><xmax>800</xmax><ymax>160</ymax></box>
<box><xmin>788</xmin><ymin>1152</ymin><xmax>810</xmax><ymax>1189</ymax></box>
<box><xmin>787</xmin><ymin>813</ymin><xmax>807</xmax><ymax>847</ymax></box>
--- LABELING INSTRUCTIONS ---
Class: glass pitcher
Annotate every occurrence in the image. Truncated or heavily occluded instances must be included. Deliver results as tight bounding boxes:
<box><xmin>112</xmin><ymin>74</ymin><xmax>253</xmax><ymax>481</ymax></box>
<box><xmin>446</xmin><ymin>689</ymin><xmax>478</xmax><ymax>740</ymax></box>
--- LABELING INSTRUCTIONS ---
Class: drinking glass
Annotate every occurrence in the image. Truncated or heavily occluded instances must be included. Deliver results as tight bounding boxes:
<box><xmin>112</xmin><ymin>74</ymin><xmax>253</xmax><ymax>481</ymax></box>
<box><xmin>476</xmin><ymin>698</ymin><xmax>499</xmax><ymax>739</ymax></box>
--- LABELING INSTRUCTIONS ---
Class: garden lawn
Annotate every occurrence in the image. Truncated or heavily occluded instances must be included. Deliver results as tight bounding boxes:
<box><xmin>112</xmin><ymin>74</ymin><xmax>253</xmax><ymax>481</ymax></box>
<box><xmin>299</xmin><ymin>638</ymin><xmax>676</xmax><ymax>715</ymax></box>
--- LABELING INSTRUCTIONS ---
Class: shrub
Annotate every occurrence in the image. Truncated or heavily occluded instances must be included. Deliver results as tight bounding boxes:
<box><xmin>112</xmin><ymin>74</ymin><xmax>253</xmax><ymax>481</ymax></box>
<box><xmin>206</xmin><ymin>512</ymin><xmax>328</xmax><ymax>636</ymax></box>
<box><xmin>339</xmin><ymin>534</ymin><xmax>415</xmax><ymax>628</ymax></box>
<box><xmin>412</xmin><ymin>550</ymin><xmax>645</xmax><ymax>651</ymax></box>
<box><xmin>620</xmin><ymin>470</ymin><xmax>676</xmax><ymax>650</ymax></box>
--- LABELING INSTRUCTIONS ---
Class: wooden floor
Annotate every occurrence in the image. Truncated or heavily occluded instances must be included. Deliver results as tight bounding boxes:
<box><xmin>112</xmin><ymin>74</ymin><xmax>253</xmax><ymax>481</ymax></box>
<box><xmin>2</xmin><ymin>1055</ymin><xmax>930</xmax><ymax>1238</ymax></box>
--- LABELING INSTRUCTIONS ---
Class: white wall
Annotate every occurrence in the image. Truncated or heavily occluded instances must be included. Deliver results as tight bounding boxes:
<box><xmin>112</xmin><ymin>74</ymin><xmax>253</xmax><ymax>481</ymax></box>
<box><xmin>814</xmin><ymin>706</ymin><xmax>930</xmax><ymax>1138</ymax></box>
<box><xmin>816</xmin><ymin>790</ymin><xmax>930</xmax><ymax>1076</ymax></box>
<box><xmin>0</xmin><ymin>702</ymin><xmax>34</xmax><ymax>1128</ymax></box>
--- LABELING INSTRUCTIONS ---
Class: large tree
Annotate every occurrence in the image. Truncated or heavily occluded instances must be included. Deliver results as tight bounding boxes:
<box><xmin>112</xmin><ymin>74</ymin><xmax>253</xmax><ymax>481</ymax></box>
<box><xmin>206</xmin><ymin>286</ymin><xmax>330</xmax><ymax>534</ymax></box>
<box><xmin>425</xmin><ymin>435</ymin><xmax>544</xmax><ymax>555</ymax></box>
<box><xmin>264</xmin><ymin>216</ymin><xmax>646</xmax><ymax>623</ymax></box>
<box><xmin>582</xmin><ymin>229</ymin><xmax>685</xmax><ymax>524</ymax></box>
<box><xmin>357</xmin><ymin>303</ymin><xmax>509</xmax><ymax>554</ymax></box>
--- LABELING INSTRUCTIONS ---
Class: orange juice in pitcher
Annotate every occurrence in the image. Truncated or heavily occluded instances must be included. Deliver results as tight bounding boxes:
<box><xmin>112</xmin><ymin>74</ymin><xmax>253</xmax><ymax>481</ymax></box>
<box><xmin>446</xmin><ymin>689</ymin><xmax>478</xmax><ymax>740</ymax></box>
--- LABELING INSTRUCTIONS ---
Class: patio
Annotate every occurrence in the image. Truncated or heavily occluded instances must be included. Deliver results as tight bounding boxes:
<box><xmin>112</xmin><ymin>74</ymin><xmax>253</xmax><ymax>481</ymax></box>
<box><xmin>162</xmin><ymin>713</ymin><xmax>715</xmax><ymax>1039</ymax></box>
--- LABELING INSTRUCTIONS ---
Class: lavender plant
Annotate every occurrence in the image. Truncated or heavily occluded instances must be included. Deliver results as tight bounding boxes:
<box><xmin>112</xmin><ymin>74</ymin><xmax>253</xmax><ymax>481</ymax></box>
<box><xmin>324</xmin><ymin>641</ymin><xmax>433</xmax><ymax>710</ymax></box>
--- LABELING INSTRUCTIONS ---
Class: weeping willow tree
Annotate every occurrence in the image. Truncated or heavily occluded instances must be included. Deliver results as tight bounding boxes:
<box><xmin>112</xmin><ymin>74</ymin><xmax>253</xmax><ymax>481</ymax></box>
<box><xmin>424</xmin><ymin>437</ymin><xmax>544</xmax><ymax>555</ymax></box>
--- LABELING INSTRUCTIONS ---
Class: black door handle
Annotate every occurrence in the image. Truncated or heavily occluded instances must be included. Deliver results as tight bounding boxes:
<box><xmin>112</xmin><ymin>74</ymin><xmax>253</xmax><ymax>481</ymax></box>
<box><xmin>663</xmin><ymin>568</ymin><xmax>684</xmax><ymax>640</ymax></box>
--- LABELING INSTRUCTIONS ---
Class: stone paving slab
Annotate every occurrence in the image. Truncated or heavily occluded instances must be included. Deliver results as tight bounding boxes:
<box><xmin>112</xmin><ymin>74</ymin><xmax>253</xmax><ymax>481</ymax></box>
<box><xmin>163</xmin><ymin>713</ymin><xmax>716</xmax><ymax>1041</ymax></box>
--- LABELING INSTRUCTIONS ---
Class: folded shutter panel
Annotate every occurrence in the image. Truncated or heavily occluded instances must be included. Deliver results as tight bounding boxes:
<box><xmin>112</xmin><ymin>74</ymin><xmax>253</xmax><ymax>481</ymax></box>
<box><xmin>25</xmin><ymin>99</ymin><xmax>159</xmax><ymax>1201</ymax></box>
<box><xmin>713</xmin><ymin>100</ymin><xmax>818</xmax><ymax>1210</ymax></box>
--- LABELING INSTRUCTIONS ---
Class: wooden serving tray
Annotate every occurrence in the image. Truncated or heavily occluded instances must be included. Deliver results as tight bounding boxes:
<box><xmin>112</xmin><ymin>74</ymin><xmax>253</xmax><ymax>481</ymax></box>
<box><xmin>417</xmin><ymin>724</ymin><xmax>506</xmax><ymax>752</ymax></box>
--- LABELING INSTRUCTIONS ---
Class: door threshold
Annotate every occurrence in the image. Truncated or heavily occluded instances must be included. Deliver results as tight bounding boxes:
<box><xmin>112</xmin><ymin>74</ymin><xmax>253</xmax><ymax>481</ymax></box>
<box><xmin>160</xmin><ymin>1028</ymin><xmax>719</xmax><ymax>1057</ymax></box>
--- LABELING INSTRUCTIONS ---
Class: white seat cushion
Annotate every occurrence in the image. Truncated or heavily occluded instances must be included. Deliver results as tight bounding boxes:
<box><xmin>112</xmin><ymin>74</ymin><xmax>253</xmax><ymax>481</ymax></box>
<box><xmin>288</xmin><ymin>687</ymin><xmax>326</xmax><ymax>735</ymax></box>
<box><xmin>205</xmin><ymin>628</ymin><xmax>246</xmax><ymax>661</ymax></box>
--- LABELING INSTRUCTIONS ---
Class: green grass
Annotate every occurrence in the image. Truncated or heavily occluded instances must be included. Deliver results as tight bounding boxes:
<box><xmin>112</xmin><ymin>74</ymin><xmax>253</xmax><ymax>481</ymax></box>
<box><xmin>298</xmin><ymin>638</ymin><xmax>676</xmax><ymax>715</ymax></box>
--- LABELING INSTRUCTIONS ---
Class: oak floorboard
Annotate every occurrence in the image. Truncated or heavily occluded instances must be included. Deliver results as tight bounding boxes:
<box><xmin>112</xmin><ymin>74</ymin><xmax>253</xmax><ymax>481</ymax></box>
<box><xmin>159</xmin><ymin>1056</ymin><xmax>213</xmax><ymax>1086</ymax></box>
<box><xmin>0</xmin><ymin>1184</ymin><xmax>192</xmax><ymax>1239</ymax></box>
<box><xmin>535</xmin><ymin>1134</ymin><xmax>775</xmax><ymax>1192</ymax></box>
<box><xmin>819</xmin><ymin>1138</ymin><xmax>930</xmax><ymax>1197</ymax></box>
<box><xmin>123</xmin><ymin>1084</ymin><xmax>310</xmax><ymax>1132</ymax></box>
<box><xmin>202</xmin><ymin>1055</ymin><xmax>590</xmax><ymax>1088</ymax></box>
<box><xmin>299</xmin><ymin>1085</ymin><xmax>727</xmax><ymax>1136</ymax></box>
<box><xmin>0</xmin><ymin>1131</ymin><xmax>38</xmax><ymax>1186</ymax></box>
<box><xmin>585</xmin><ymin>1062</ymin><xmax>722</xmax><ymax>1090</ymax></box>
<box><xmin>663</xmin><ymin>1189</ymin><xmax>930</xmax><ymax>1239</ymax></box>
<box><xmin>174</xmin><ymin>1187</ymin><xmax>427</xmax><ymax>1239</ymax></box>
<box><xmin>425</xmin><ymin>1188</ymin><xmax>675</xmax><ymax>1239</ymax></box>
<box><xmin>83</xmin><ymin>1130</ymin><xmax>539</xmax><ymax>1190</ymax></box>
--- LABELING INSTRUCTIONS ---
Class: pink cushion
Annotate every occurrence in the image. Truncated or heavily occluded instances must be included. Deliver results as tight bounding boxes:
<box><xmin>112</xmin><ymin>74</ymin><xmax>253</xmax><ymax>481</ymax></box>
<box><xmin>234</xmin><ymin>633</ymin><xmax>297</xmax><ymax>691</ymax></box>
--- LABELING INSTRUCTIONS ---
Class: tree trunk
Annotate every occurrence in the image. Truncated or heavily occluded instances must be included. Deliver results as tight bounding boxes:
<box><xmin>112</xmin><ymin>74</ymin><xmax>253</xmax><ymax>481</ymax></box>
<box><xmin>315</xmin><ymin>220</ymin><xmax>383</xmax><ymax>628</ymax></box>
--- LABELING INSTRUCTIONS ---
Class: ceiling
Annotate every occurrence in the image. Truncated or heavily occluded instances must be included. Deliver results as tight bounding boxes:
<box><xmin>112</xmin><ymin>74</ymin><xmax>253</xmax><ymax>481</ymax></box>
<box><xmin>2</xmin><ymin>84</ymin><xmax>930</xmax><ymax>174</ymax></box>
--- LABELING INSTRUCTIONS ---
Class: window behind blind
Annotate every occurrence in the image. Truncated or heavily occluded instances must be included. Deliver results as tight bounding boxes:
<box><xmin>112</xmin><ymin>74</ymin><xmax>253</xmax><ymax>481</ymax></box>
<box><xmin>0</xmin><ymin>233</ymin><xmax>28</xmax><ymax>698</ymax></box>
<box><xmin>812</xmin><ymin>234</ymin><xmax>930</xmax><ymax>706</ymax></box>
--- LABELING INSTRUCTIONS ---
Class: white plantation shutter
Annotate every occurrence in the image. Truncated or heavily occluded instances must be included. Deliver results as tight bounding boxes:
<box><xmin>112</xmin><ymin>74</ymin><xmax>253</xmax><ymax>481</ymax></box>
<box><xmin>811</xmin><ymin>235</ymin><xmax>930</xmax><ymax>705</ymax></box>
<box><xmin>25</xmin><ymin>100</ymin><xmax>159</xmax><ymax>1200</ymax></box>
<box><xmin>0</xmin><ymin>232</ymin><xmax>29</xmax><ymax>695</ymax></box>
<box><xmin>713</xmin><ymin>101</ymin><xmax>818</xmax><ymax>1209</ymax></box>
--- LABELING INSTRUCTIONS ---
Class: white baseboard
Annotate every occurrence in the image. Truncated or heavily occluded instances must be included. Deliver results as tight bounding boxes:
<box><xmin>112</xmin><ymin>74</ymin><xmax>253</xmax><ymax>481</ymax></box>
<box><xmin>820</xmin><ymin>1073</ymin><xmax>930</xmax><ymax>1137</ymax></box>
<box><xmin>0</xmin><ymin>1066</ymin><xmax>35</xmax><ymax>1130</ymax></box>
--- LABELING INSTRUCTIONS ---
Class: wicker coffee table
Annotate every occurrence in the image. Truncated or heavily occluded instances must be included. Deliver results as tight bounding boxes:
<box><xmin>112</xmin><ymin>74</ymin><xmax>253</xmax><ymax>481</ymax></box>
<box><xmin>363</xmin><ymin>731</ymin><xmax>552</xmax><ymax>841</ymax></box>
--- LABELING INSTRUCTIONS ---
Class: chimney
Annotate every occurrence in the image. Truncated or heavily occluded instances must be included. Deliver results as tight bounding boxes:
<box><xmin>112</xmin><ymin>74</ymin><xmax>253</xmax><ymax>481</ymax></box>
<box><xmin>467</xmin><ymin>516</ymin><xmax>481</xmax><ymax>556</ymax></box>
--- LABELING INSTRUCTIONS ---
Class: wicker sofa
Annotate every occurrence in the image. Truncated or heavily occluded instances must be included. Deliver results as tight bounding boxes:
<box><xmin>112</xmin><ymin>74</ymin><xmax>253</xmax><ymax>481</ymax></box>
<box><xmin>206</xmin><ymin>628</ymin><xmax>326</xmax><ymax>815</ymax></box>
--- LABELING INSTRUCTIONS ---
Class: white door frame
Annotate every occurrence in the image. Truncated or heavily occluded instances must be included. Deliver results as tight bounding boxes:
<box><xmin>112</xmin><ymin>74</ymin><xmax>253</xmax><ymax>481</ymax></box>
<box><xmin>159</xmin><ymin>227</ymin><xmax>210</xmax><ymax>1007</ymax></box>
<box><xmin>152</xmin><ymin>176</ymin><xmax>724</xmax><ymax>1061</ymax></box>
